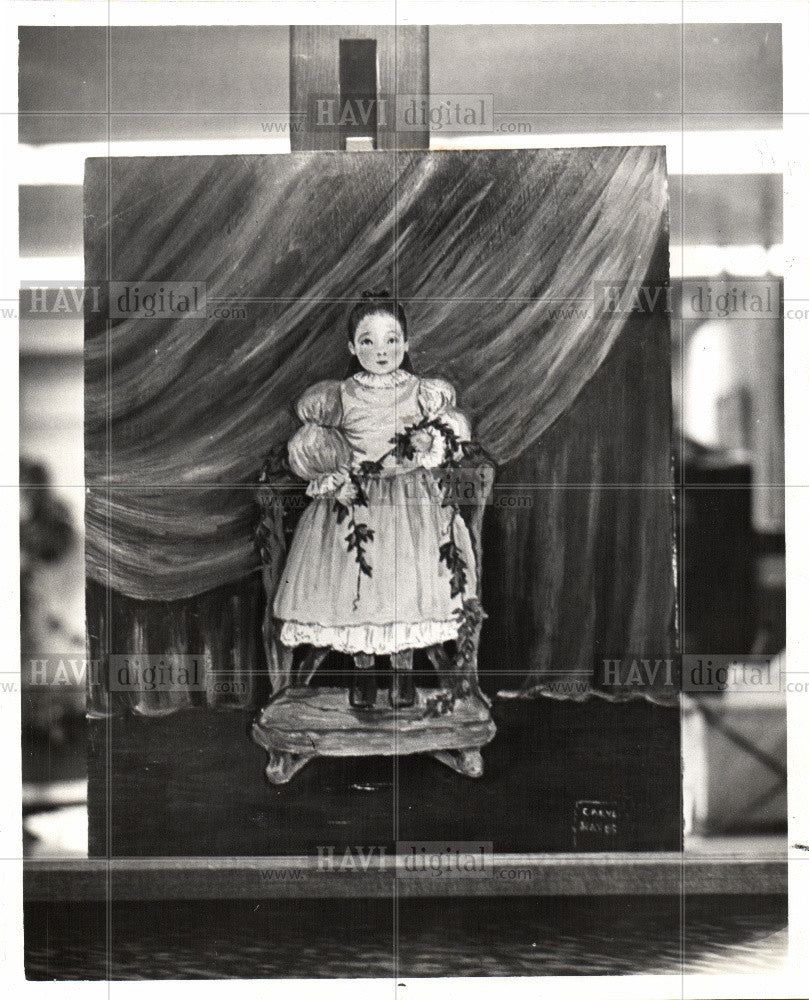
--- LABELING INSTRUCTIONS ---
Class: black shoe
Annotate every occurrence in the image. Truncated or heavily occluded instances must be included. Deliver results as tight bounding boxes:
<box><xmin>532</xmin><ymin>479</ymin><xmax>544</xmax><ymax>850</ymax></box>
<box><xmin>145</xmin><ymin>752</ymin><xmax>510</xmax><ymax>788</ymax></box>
<box><xmin>389</xmin><ymin>669</ymin><xmax>416</xmax><ymax>709</ymax></box>
<box><xmin>350</xmin><ymin>672</ymin><xmax>378</xmax><ymax>710</ymax></box>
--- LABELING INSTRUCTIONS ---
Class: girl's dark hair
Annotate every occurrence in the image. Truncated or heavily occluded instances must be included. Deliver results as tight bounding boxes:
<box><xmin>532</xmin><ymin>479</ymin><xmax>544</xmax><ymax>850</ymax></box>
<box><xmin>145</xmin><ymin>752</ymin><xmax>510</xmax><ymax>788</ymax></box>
<box><xmin>345</xmin><ymin>289</ymin><xmax>414</xmax><ymax>375</ymax></box>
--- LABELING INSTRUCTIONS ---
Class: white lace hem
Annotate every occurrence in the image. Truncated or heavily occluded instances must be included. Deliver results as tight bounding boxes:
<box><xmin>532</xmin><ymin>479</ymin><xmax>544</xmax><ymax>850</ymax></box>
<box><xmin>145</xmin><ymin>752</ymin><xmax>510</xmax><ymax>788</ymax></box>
<box><xmin>279</xmin><ymin>618</ymin><xmax>460</xmax><ymax>654</ymax></box>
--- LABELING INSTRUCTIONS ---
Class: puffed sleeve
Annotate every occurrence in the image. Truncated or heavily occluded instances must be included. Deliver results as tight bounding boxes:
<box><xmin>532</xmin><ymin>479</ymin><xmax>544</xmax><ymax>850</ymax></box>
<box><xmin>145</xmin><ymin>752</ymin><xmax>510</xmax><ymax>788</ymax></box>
<box><xmin>287</xmin><ymin>381</ymin><xmax>353</xmax><ymax>489</ymax></box>
<box><xmin>295</xmin><ymin>380</ymin><xmax>342</xmax><ymax>426</ymax></box>
<box><xmin>417</xmin><ymin>377</ymin><xmax>472</xmax><ymax>442</ymax></box>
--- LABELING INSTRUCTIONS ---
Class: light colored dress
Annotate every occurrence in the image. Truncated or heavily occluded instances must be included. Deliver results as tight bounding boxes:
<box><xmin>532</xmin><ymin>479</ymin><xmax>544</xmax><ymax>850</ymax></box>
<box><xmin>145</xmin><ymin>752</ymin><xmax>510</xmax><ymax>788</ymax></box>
<box><xmin>274</xmin><ymin>369</ymin><xmax>478</xmax><ymax>654</ymax></box>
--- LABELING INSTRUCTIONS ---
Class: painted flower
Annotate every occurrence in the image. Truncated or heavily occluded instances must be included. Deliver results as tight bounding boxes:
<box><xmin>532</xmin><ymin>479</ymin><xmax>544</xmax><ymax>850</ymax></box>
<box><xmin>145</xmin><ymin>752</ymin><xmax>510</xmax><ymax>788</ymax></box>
<box><xmin>414</xmin><ymin>428</ymin><xmax>448</xmax><ymax>469</ymax></box>
<box><xmin>409</xmin><ymin>429</ymin><xmax>434</xmax><ymax>453</ymax></box>
<box><xmin>334</xmin><ymin>478</ymin><xmax>359</xmax><ymax>508</ymax></box>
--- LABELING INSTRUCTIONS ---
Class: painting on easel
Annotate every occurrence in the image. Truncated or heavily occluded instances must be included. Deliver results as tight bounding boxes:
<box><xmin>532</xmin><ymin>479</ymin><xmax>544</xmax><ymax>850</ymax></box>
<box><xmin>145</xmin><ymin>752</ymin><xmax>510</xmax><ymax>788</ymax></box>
<box><xmin>85</xmin><ymin>147</ymin><xmax>678</xmax><ymax>854</ymax></box>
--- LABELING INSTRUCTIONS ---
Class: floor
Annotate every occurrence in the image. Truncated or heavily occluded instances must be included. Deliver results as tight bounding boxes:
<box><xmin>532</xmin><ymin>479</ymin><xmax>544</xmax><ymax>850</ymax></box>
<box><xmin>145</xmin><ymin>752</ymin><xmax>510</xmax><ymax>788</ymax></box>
<box><xmin>24</xmin><ymin>893</ymin><xmax>787</xmax><ymax>978</ymax></box>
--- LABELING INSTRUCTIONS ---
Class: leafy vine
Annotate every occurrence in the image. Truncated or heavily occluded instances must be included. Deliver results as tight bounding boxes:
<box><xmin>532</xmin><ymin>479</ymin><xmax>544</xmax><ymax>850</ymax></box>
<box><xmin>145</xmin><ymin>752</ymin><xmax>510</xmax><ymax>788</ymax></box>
<box><xmin>332</xmin><ymin>472</ymin><xmax>375</xmax><ymax>609</ymax></box>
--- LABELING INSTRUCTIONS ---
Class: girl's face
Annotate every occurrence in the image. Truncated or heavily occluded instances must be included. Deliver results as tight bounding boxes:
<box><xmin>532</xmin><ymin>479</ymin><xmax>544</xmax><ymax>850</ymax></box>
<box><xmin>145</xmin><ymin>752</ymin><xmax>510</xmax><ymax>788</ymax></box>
<box><xmin>349</xmin><ymin>312</ymin><xmax>408</xmax><ymax>375</ymax></box>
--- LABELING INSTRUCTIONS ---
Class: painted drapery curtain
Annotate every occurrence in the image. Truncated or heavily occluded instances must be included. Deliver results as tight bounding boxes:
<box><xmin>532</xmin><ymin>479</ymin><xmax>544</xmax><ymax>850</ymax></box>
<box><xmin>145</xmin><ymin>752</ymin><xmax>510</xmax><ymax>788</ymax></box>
<box><xmin>84</xmin><ymin>147</ymin><xmax>676</xmax><ymax>711</ymax></box>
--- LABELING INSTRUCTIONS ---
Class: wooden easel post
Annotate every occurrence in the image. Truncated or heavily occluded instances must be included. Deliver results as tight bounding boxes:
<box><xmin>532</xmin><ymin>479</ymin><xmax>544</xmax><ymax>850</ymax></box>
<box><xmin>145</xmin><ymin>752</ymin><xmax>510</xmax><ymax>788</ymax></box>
<box><xmin>290</xmin><ymin>26</ymin><xmax>429</xmax><ymax>151</ymax></box>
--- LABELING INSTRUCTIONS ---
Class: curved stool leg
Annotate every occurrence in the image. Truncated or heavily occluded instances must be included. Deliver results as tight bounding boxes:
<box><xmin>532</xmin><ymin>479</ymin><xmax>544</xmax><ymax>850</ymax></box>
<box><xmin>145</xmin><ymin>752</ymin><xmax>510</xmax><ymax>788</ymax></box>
<box><xmin>265</xmin><ymin>749</ymin><xmax>315</xmax><ymax>785</ymax></box>
<box><xmin>431</xmin><ymin>748</ymin><xmax>484</xmax><ymax>778</ymax></box>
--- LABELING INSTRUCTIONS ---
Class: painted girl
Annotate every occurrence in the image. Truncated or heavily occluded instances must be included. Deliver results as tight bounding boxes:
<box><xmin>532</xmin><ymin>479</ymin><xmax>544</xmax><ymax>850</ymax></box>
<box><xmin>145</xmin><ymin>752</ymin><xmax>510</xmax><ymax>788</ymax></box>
<box><xmin>273</xmin><ymin>291</ymin><xmax>478</xmax><ymax>710</ymax></box>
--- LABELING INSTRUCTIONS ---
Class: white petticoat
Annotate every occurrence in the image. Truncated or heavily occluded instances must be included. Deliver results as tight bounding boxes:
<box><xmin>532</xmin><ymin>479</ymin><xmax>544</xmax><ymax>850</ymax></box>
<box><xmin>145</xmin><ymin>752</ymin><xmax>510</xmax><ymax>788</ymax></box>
<box><xmin>279</xmin><ymin>618</ymin><xmax>460</xmax><ymax>655</ymax></box>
